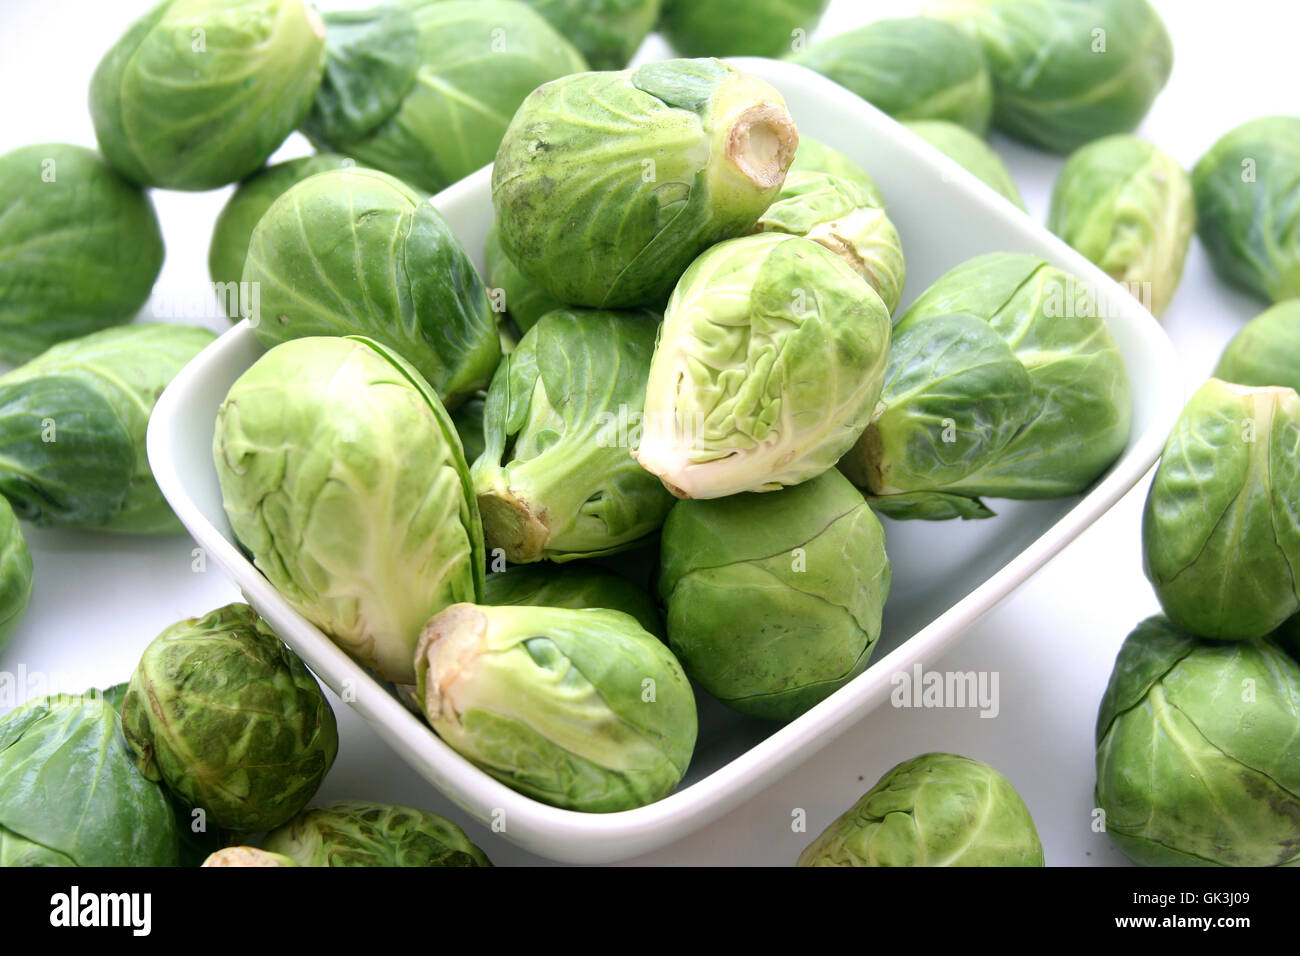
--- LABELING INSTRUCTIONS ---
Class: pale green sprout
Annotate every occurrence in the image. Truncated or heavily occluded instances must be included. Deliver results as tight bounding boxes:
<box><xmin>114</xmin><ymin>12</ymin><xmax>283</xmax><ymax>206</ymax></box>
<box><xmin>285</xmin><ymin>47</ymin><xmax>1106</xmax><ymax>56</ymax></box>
<box><xmin>635</xmin><ymin>233</ymin><xmax>892</xmax><ymax>499</ymax></box>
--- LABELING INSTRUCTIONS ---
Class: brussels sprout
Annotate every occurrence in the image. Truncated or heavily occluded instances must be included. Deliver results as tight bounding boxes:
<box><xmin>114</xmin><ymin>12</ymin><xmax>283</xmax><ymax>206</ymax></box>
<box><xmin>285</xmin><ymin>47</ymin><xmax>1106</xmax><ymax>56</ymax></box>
<box><xmin>202</xmin><ymin>846</ymin><xmax>300</xmax><ymax>866</ymax></box>
<box><xmin>208</xmin><ymin>153</ymin><xmax>360</xmax><ymax>294</ymax></box>
<box><xmin>636</xmin><ymin>234</ymin><xmax>891</xmax><ymax>499</ymax></box>
<box><xmin>243</xmin><ymin>167</ymin><xmax>498</xmax><ymax>408</ymax></box>
<box><xmin>213</xmin><ymin>336</ymin><xmax>484</xmax><ymax>684</ymax></box>
<box><xmin>903</xmin><ymin>120</ymin><xmax>1025</xmax><ymax>210</ymax></box>
<box><xmin>660</xmin><ymin>0</ymin><xmax>828</xmax><ymax>58</ymax></box>
<box><xmin>0</xmin><ymin>691</ymin><xmax>179</xmax><ymax>866</ymax></box>
<box><xmin>928</xmin><ymin>0</ymin><xmax>1173</xmax><ymax>154</ymax></box>
<box><xmin>484</xmin><ymin>564</ymin><xmax>661</xmax><ymax>637</ymax></box>
<box><xmin>483</xmin><ymin>223</ymin><xmax>563</xmax><ymax>336</ymax></box>
<box><xmin>416</xmin><ymin>603</ymin><xmax>696</xmax><ymax>811</ymax></box>
<box><xmin>302</xmin><ymin>1</ymin><xmax>586</xmax><ymax>195</ymax></box>
<box><xmin>1048</xmin><ymin>136</ymin><xmax>1194</xmax><ymax>317</ymax></box>
<box><xmin>0</xmin><ymin>144</ymin><xmax>164</xmax><ymax>363</ymax></box>
<box><xmin>0</xmin><ymin>499</ymin><xmax>32</xmax><ymax>656</ymax></box>
<box><xmin>89</xmin><ymin>0</ymin><xmax>326</xmax><ymax>190</ymax></box>
<box><xmin>517</xmin><ymin>0</ymin><xmax>661</xmax><ymax>70</ymax></box>
<box><xmin>842</xmin><ymin>253</ymin><xmax>1132</xmax><ymax>520</ymax></box>
<box><xmin>1095</xmin><ymin>615</ymin><xmax>1300</xmax><ymax>866</ymax></box>
<box><xmin>755</xmin><ymin>171</ymin><xmax>906</xmax><ymax>315</ymax></box>
<box><xmin>450</xmin><ymin>393</ymin><xmax>488</xmax><ymax>465</ymax></box>
<box><xmin>120</xmin><ymin>603</ymin><xmax>338</xmax><ymax>833</ymax></box>
<box><xmin>0</xmin><ymin>323</ymin><xmax>216</xmax><ymax>533</ymax></box>
<box><xmin>471</xmin><ymin>309</ymin><xmax>674</xmax><ymax>563</ymax></box>
<box><xmin>799</xmin><ymin>753</ymin><xmax>1044</xmax><ymax>866</ymax></box>
<box><xmin>790</xmin><ymin>18</ymin><xmax>993</xmax><ymax>135</ymax></box>
<box><xmin>1192</xmin><ymin>116</ymin><xmax>1300</xmax><ymax>304</ymax></box>
<box><xmin>787</xmin><ymin>137</ymin><xmax>878</xmax><ymax>194</ymax></box>
<box><xmin>1214</xmin><ymin>301</ymin><xmax>1300</xmax><ymax>394</ymax></box>
<box><xmin>1142</xmin><ymin>379</ymin><xmax>1300</xmax><ymax>641</ymax></box>
<box><xmin>658</xmin><ymin>470</ymin><xmax>890</xmax><ymax>720</ymax></box>
<box><xmin>493</xmin><ymin>59</ymin><xmax>799</xmax><ymax>309</ymax></box>
<box><xmin>263</xmin><ymin>801</ymin><xmax>492</xmax><ymax>866</ymax></box>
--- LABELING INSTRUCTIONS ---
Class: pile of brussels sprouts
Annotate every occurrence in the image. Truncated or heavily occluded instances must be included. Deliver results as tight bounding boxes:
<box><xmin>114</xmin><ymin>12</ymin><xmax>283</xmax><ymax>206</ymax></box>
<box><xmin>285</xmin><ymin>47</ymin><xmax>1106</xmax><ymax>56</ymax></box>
<box><xmin>0</xmin><ymin>0</ymin><xmax>1298</xmax><ymax>868</ymax></box>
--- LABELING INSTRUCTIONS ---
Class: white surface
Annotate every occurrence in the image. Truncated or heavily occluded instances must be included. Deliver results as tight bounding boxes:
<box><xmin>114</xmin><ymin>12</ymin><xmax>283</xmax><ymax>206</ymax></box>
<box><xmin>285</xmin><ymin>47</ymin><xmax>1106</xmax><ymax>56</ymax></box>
<box><xmin>0</xmin><ymin>0</ymin><xmax>1295</xmax><ymax>866</ymax></box>
<box><xmin>147</xmin><ymin>54</ymin><xmax>1180</xmax><ymax>860</ymax></box>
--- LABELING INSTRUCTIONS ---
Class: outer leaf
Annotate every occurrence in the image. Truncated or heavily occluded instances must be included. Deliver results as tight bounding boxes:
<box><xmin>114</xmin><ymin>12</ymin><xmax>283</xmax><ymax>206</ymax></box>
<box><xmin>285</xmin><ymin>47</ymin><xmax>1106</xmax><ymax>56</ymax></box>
<box><xmin>213</xmin><ymin>335</ymin><xmax>484</xmax><ymax>684</ymax></box>
<box><xmin>0</xmin><ymin>693</ymin><xmax>179</xmax><ymax>866</ymax></box>
<box><xmin>790</xmin><ymin>17</ymin><xmax>993</xmax><ymax>135</ymax></box>
<box><xmin>263</xmin><ymin>801</ymin><xmax>491</xmax><ymax>866</ymax></box>
<box><xmin>89</xmin><ymin>0</ymin><xmax>327</xmax><ymax>190</ymax></box>
<box><xmin>472</xmin><ymin>308</ymin><xmax>673</xmax><ymax>562</ymax></box>
<box><xmin>1142</xmin><ymin>379</ymin><xmax>1300</xmax><ymax>640</ymax></box>
<box><xmin>0</xmin><ymin>323</ymin><xmax>216</xmax><ymax>533</ymax></box>
<box><xmin>493</xmin><ymin>58</ymin><xmax>798</xmax><ymax>309</ymax></box>
<box><xmin>1214</xmin><ymin>300</ymin><xmax>1300</xmax><ymax>394</ymax></box>
<box><xmin>415</xmin><ymin>604</ymin><xmax>696</xmax><ymax>811</ymax></box>
<box><xmin>303</xmin><ymin>0</ymin><xmax>588</xmax><ymax>194</ymax></box>
<box><xmin>1095</xmin><ymin>616</ymin><xmax>1300</xmax><ymax>866</ymax></box>
<box><xmin>1192</xmin><ymin>116</ymin><xmax>1300</xmax><ymax>304</ymax></box>
<box><xmin>636</xmin><ymin>233</ymin><xmax>892</xmax><ymax>499</ymax></box>
<box><xmin>521</xmin><ymin>0</ymin><xmax>661</xmax><ymax>71</ymax></box>
<box><xmin>0</xmin><ymin>144</ymin><xmax>164</xmax><ymax>362</ymax></box>
<box><xmin>660</xmin><ymin>0</ymin><xmax>829</xmax><ymax>58</ymax></box>
<box><xmin>928</xmin><ymin>0</ymin><xmax>1173</xmax><ymax>154</ymax></box>
<box><xmin>843</xmin><ymin>312</ymin><xmax>1033</xmax><ymax>509</ymax></box>
<box><xmin>244</xmin><ymin>167</ymin><xmax>498</xmax><ymax>408</ymax></box>
<box><xmin>1048</xmin><ymin>135</ymin><xmax>1195</xmax><ymax>316</ymax></box>
<box><xmin>798</xmin><ymin>753</ymin><xmax>1043</xmax><ymax>866</ymax></box>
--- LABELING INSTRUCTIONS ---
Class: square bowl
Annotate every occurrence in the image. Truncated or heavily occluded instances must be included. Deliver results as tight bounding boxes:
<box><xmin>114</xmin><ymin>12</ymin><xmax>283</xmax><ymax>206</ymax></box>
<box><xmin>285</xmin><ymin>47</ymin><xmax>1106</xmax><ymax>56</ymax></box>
<box><xmin>147</xmin><ymin>58</ymin><xmax>1182</xmax><ymax>864</ymax></box>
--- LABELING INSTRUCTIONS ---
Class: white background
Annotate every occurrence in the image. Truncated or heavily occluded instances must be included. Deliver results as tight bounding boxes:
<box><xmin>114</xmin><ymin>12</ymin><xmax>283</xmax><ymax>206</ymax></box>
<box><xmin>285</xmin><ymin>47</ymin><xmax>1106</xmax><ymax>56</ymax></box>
<box><xmin>0</xmin><ymin>0</ymin><xmax>1296</xmax><ymax>866</ymax></box>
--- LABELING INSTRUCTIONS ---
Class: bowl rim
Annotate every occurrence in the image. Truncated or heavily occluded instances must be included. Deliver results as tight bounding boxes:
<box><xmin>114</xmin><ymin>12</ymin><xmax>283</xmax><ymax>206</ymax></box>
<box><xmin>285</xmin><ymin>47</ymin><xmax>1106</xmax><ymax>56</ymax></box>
<box><xmin>147</xmin><ymin>58</ymin><xmax>1184</xmax><ymax>863</ymax></box>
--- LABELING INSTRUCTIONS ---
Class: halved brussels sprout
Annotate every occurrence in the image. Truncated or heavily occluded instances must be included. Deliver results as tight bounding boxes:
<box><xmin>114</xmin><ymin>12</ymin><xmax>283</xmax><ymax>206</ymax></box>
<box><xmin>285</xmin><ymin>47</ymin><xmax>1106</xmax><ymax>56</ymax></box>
<box><xmin>415</xmin><ymin>603</ymin><xmax>697</xmax><ymax>812</ymax></box>
<box><xmin>0</xmin><ymin>323</ymin><xmax>216</xmax><ymax>533</ymax></box>
<box><xmin>658</xmin><ymin>470</ymin><xmax>890</xmax><ymax>720</ymax></box>
<box><xmin>262</xmin><ymin>801</ymin><xmax>492</xmax><ymax>866</ymax></box>
<box><xmin>208</xmin><ymin>153</ymin><xmax>360</xmax><ymax>294</ymax></box>
<box><xmin>519</xmin><ymin>0</ymin><xmax>660</xmax><ymax>70</ymax></box>
<box><xmin>243</xmin><ymin>166</ymin><xmax>498</xmax><ymax>408</ymax></box>
<box><xmin>1214</xmin><ymin>301</ymin><xmax>1300</xmax><ymax>394</ymax></box>
<box><xmin>799</xmin><ymin>753</ymin><xmax>1044</xmax><ymax>866</ymax></box>
<box><xmin>471</xmin><ymin>308</ymin><xmax>674</xmax><ymax>562</ymax></box>
<box><xmin>787</xmin><ymin>137</ymin><xmax>879</xmax><ymax>194</ymax></box>
<box><xmin>636</xmin><ymin>234</ymin><xmax>891</xmax><ymax>499</ymax></box>
<box><xmin>202</xmin><ymin>846</ymin><xmax>300</xmax><ymax>866</ymax></box>
<box><xmin>0</xmin><ymin>144</ymin><xmax>164</xmax><ymax>363</ymax></box>
<box><xmin>928</xmin><ymin>0</ymin><xmax>1173</xmax><ymax>154</ymax></box>
<box><xmin>493</xmin><ymin>58</ymin><xmax>799</xmax><ymax>309</ymax></box>
<box><xmin>790</xmin><ymin>17</ymin><xmax>993</xmax><ymax>135</ymax></box>
<box><xmin>755</xmin><ymin>171</ymin><xmax>906</xmax><ymax>314</ymax></box>
<box><xmin>1096</xmin><ymin>615</ymin><xmax>1300</xmax><ymax>866</ymax></box>
<box><xmin>1048</xmin><ymin>136</ymin><xmax>1194</xmax><ymax>317</ymax></box>
<box><xmin>1142</xmin><ymin>379</ymin><xmax>1300</xmax><ymax>641</ymax></box>
<box><xmin>903</xmin><ymin>120</ymin><xmax>1025</xmax><ymax>210</ymax></box>
<box><xmin>484</xmin><ymin>563</ymin><xmax>661</xmax><ymax>638</ymax></box>
<box><xmin>89</xmin><ymin>0</ymin><xmax>326</xmax><ymax>190</ymax></box>
<box><xmin>0</xmin><ymin>691</ymin><xmax>179</xmax><ymax>866</ymax></box>
<box><xmin>1192</xmin><ymin>116</ymin><xmax>1300</xmax><ymax>304</ymax></box>
<box><xmin>121</xmin><ymin>603</ymin><xmax>338</xmax><ymax>833</ymax></box>
<box><xmin>302</xmin><ymin>1</ymin><xmax>587</xmax><ymax>194</ymax></box>
<box><xmin>483</xmin><ymin>223</ymin><xmax>563</xmax><ymax>336</ymax></box>
<box><xmin>841</xmin><ymin>253</ymin><xmax>1132</xmax><ymax>520</ymax></box>
<box><xmin>213</xmin><ymin>336</ymin><xmax>485</xmax><ymax>684</ymax></box>
<box><xmin>0</xmin><ymin>498</ymin><xmax>32</xmax><ymax>656</ymax></box>
<box><xmin>660</xmin><ymin>0</ymin><xmax>828</xmax><ymax>58</ymax></box>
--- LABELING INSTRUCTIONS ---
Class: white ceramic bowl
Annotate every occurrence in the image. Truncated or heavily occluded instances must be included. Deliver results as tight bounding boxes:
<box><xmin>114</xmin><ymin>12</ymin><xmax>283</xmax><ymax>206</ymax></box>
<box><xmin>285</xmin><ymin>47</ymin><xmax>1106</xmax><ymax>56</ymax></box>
<box><xmin>147</xmin><ymin>58</ymin><xmax>1182</xmax><ymax>864</ymax></box>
